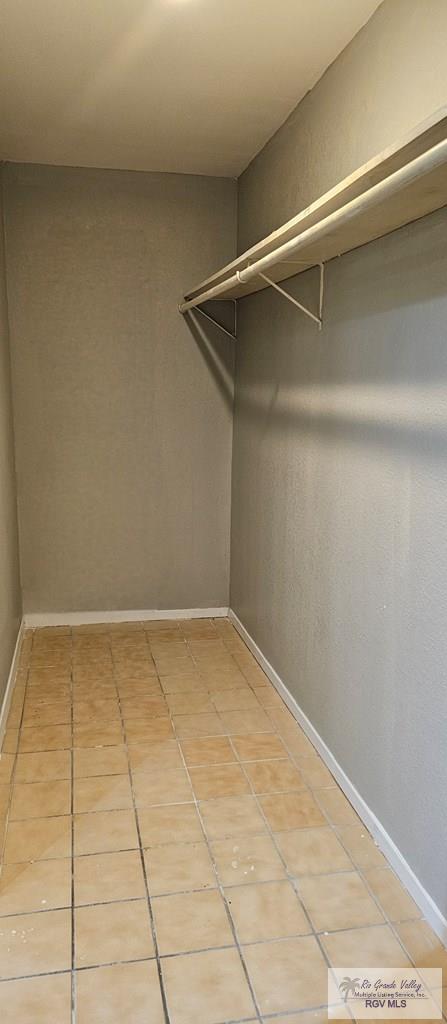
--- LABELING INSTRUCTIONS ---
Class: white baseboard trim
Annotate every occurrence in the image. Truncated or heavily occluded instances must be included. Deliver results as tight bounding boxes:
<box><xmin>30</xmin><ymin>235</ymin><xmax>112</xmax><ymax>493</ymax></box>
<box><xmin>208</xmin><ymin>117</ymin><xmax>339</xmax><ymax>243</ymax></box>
<box><xmin>229</xmin><ymin>608</ymin><xmax>447</xmax><ymax>945</ymax></box>
<box><xmin>0</xmin><ymin>621</ymin><xmax>25</xmax><ymax>750</ymax></box>
<box><xmin>23</xmin><ymin>607</ymin><xmax>229</xmax><ymax>628</ymax></box>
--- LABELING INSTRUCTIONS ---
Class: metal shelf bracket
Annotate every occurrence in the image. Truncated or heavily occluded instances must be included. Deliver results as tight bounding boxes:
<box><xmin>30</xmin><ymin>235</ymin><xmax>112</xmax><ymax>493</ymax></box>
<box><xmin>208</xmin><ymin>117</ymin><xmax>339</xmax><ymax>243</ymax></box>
<box><xmin>254</xmin><ymin>264</ymin><xmax>324</xmax><ymax>329</ymax></box>
<box><xmin>181</xmin><ymin>300</ymin><xmax>237</xmax><ymax>340</ymax></box>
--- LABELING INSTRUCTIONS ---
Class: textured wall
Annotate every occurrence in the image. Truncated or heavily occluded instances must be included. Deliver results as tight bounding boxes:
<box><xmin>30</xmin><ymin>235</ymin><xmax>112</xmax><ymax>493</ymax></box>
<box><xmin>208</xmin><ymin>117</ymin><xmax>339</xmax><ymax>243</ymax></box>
<box><xmin>232</xmin><ymin>0</ymin><xmax>447</xmax><ymax>916</ymax></box>
<box><xmin>238</xmin><ymin>0</ymin><xmax>447</xmax><ymax>250</ymax></box>
<box><xmin>0</xmin><ymin>167</ymin><xmax>21</xmax><ymax>701</ymax></box>
<box><xmin>4</xmin><ymin>163</ymin><xmax>236</xmax><ymax>612</ymax></box>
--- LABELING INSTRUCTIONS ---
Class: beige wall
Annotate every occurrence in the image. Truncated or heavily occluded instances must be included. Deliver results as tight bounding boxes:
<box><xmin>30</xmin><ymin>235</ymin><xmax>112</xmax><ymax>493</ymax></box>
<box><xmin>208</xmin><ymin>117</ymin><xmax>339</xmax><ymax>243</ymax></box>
<box><xmin>238</xmin><ymin>0</ymin><xmax>447</xmax><ymax>250</ymax></box>
<box><xmin>0</xmin><ymin>166</ymin><xmax>21</xmax><ymax>701</ymax></box>
<box><xmin>232</xmin><ymin>0</ymin><xmax>447</xmax><ymax>917</ymax></box>
<box><xmin>4</xmin><ymin>163</ymin><xmax>236</xmax><ymax>613</ymax></box>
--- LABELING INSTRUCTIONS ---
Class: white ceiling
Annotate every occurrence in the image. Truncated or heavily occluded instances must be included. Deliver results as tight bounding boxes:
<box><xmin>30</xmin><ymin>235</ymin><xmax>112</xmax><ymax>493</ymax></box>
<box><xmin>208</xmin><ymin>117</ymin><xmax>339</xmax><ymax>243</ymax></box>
<box><xmin>0</xmin><ymin>0</ymin><xmax>382</xmax><ymax>177</ymax></box>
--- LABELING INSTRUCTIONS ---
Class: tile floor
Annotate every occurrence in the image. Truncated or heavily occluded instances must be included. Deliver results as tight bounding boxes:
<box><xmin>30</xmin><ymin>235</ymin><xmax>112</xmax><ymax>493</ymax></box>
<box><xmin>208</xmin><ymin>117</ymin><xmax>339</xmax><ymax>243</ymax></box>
<box><xmin>0</xmin><ymin>617</ymin><xmax>445</xmax><ymax>1023</ymax></box>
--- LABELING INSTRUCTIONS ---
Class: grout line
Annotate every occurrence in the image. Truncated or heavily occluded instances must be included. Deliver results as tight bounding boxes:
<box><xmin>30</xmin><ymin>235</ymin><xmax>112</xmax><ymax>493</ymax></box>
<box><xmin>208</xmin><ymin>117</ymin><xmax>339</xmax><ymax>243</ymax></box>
<box><xmin>226</xmin><ymin>732</ymin><xmax>346</xmax><ymax>1008</ymax></box>
<box><xmin>112</xmin><ymin>639</ymin><xmax>172</xmax><ymax>1024</ymax></box>
<box><xmin>176</xmin><ymin>742</ymin><xmax>263</xmax><ymax>1023</ymax></box>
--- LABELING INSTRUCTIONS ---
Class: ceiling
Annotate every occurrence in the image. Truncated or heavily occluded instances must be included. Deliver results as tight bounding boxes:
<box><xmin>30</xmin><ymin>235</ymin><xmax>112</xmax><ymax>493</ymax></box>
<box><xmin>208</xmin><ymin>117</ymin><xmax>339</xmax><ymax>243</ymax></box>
<box><xmin>0</xmin><ymin>0</ymin><xmax>382</xmax><ymax>178</ymax></box>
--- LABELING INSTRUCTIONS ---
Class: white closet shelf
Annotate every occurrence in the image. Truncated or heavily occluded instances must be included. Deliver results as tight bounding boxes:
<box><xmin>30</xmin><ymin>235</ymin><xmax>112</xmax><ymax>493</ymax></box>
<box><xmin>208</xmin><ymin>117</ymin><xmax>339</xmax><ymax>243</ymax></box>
<box><xmin>179</xmin><ymin>105</ymin><xmax>447</xmax><ymax>325</ymax></box>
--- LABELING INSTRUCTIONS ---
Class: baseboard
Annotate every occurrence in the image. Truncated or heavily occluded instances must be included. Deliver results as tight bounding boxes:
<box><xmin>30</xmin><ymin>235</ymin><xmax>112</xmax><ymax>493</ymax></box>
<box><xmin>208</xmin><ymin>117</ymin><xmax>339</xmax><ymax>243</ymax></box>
<box><xmin>229</xmin><ymin>608</ymin><xmax>447</xmax><ymax>945</ymax></box>
<box><xmin>24</xmin><ymin>607</ymin><xmax>229</xmax><ymax>628</ymax></box>
<box><xmin>0</xmin><ymin>620</ymin><xmax>25</xmax><ymax>750</ymax></box>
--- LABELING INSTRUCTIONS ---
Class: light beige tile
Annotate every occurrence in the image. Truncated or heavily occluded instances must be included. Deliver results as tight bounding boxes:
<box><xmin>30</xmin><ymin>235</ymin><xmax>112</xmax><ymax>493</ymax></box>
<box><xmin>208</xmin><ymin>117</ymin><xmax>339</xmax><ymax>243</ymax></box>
<box><xmin>395</xmin><ymin>920</ymin><xmax>447</xmax><ymax>970</ymax></box>
<box><xmin>138</xmin><ymin>803</ymin><xmax>202</xmax><ymax>847</ymax></box>
<box><xmin>75</xmin><ymin>899</ymin><xmax>154</xmax><ymax>967</ymax></box>
<box><xmin>298</xmin><ymin>871</ymin><xmax>384</xmax><ymax>931</ymax></box>
<box><xmin>172</xmin><ymin>712</ymin><xmax>225</xmax><ymax>738</ymax></box>
<box><xmin>219</xmin><ymin>709</ymin><xmax>273</xmax><ymax>734</ymax></box>
<box><xmin>206</xmin><ymin>669</ymin><xmax>248</xmax><ymax>690</ymax></box>
<box><xmin>0</xmin><ymin>753</ymin><xmax>15</xmax><ymax>784</ymax></box>
<box><xmin>22</xmin><ymin>702</ymin><xmax>71</xmax><ymax>727</ymax></box>
<box><xmin>73</xmin><ymin>722</ymin><xmax>124</xmax><ymax>748</ymax></box>
<box><xmin>73</xmin><ymin>699</ymin><xmax>120</xmax><ymax>722</ymax></box>
<box><xmin>180</xmin><ymin>736</ymin><xmax>235</xmax><ymax>766</ymax></box>
<box><xmin>190</xmin><ymin>764</ymin><xmax>250</xmax><ymax>799</ymax></box>
<box><xmin>144</xmin><ymin>620</ymin><xmax>181</xmax><ymax>636</ymax></box>
<box><xmin>117</xmin><ymin>679</ymin><xmax>162</xmax><ymax>697</ymax></box>
<box><xmin>125</xmin><ymin>719</ymin><xmax>174</xmax><ymax>744</ymax></box>
<box><xmin>15</xmin><ymin>750</ymin><xmax>71</xmax><ymax>783</ymax></box>
<box><xmin>232</xmin><ymin>733</ymin><xmax>288</xmax><ymax>761</ymax></box>
<box><xmin>166</xmin><ymin>692</ymin><xmax>214</xmax><ymax>714</ymax></box>
<box><xmin>150</xmin><ymin>640</ymin><xmax>186</xmax><ymax>657</ymax></box>
<box><xmin>153</xmin><ymin>888</ymin><xmax>232</xmax><ymax>954</ymax></box>
<box><xmin>188</xmin><ymin>639</ymin><xmax>227</xmax><ymax>657</ymax></box>
<box><xmin>74</xmin><ymin>809</ymin><xmax>139</xmax><ymax>855</ymax></box>
<box><xmin>244</xmin><ymin>935</ymin><xmax>327</xmax><ymax>1015</ymax></box>
<box><xmin>295</xmin><ymin>757</ymin><xmax>336</xmax><ymax>789</ymax></box>
<box><xmin>211</xmin><ymin>689</ymin><xmax>259</xmax><ymax>711</ymax></box>
<box><xmin>244</xmin><ymin>758</ymin><xmax>304</xmax><ymax>794</ymax></box>
<box><xmin>73</xmin><ymin>666</ymin><xmax>114</xmax><ymax>683</ymax></box>
<box><xmin>336</xmin><ymin>824</ymin><xmax>386</xmax><ymax>869</ymax></box>
<box><xmin>315</xmin><ymin>787</ymin><xmax>360</xmax><ymax>825</ymax></box>
<box><xmin>4</xmin><ymin>816</ymin><xmax>72</xmax><ymax>863</ymax></box>
<box><xmin>0</xmin><ymin>972</ymin><xmax>71</xmax><ymax>1024</ymax></box>
<box><xmin>76</xmin><ymin>960</ymin><xmax>164</xmax><ymax>1024</ymax></box>
<box><xmin>73</xmin><ymin>682</ymin><xmax>117</xmax><ymax>700</ymax></box>
<box><xmin>19</xmin><ymin>725</ymin><xmax>71</xmax><ymax>752</ymax></box>
<box><xmin>0</xmin><ymin>783</ymin><xmax>11</xmax><ymax>817</ymax></box>
<box><xmin>162</xmin><ymin>947</ymin><xmax>255</xmax><ymax>1024</ymax></box>
<box><xmin>181</xmin><ymin>620</ymin><xmax>219</xmax><ymax>638</ymax></box>
<box><xmin>2</xmin><ymin>730</ymin><xmax>19</xmax><ymax>754</ymax></box>
<box><xmin>128</xmin><ymin>740</ymin><xmax>183</xmax><ymax>772</ymax></box>
<box><xmin>26</xmin><ymin>685</ymin><xmax>72</xmax><ymax>704</ymax></box>
<box><xmin>211</xmin><ymin>834</ymin><xmax>286</xmax><ymax>886</ymax></box>
<box><xmin>0</xmin><ymin>908</ymin><xmax>71</xmax><ymax>978</ymax></box>
<box><xmin>133</xmin><ymin>769</ymin><xmax>193</xmax><ymax>806</ymax></box>
<box><xmin>74</xmin><ymin>744</ymin><xmax>128</xmax><ymax>778</ymax></box>
<box><xmin>155</xmin><ymin>656</ymin><xmax>195</xmax><ymax>676</ymax></box>
<box><xmin>74</xmin><ymin>850</ymin><xmax>145</xmax><ymax>905</ymax></box>
<box><xmin>0</xmin><ymin>858</ymin><xmax>71</xmax><ymax>915</ymax></box>
<box><xmin>260</xmin><ymin>791</ymin><xmax>325</xmax><ymax>831</ymax></box>
<box><xmin>364</xmin><ymin>867</ymin><xmax>422</xmax><ymax>922</ymax></box>
<box><xmin>227</xmin><ymin>879</ymin><xmax>310</xmax><ymax>942</ymax></box>
<box><xmin>145</xmin><ymin>842</ymin><xmax>216</xmax><ymax>895</ymax></box>
<box><xmin>28</xmin><ymin>666</ymin><xmax>70</xmax><ymax>684</ymax></box>
<box><xmin>160</xmin><ymin>673</ymin><xmax>207</xmax><ymax>694</ymax></box>
<box><xmin>74</xmin><ymin>774</ymin><xmax>133</xmax><ymax>812</ymax></box>
<box><xmin>10</xmin><ymin>779</ymin><xmax>71</xmax><ymax>820</ymax></box>
<box><xmin>114</xmin><ymin>662</ymin><xmax>156</xmax><ymax>680</ymax></box>
<box><xmin>200</xmin><ymin>794</ymin><xmax>267</xmax><ymax>840</ymax></box>
<box><xmin>121</xmin><ymin>697</ymin><xmax>168</xmax><ymax>720</ymax></box>
<box><xmin>252</xmin><ymin>686</ymin><xmax>285</xmax><ymax>709</ymax></box>
<box><xmin>322</xmin><ymin>924</ymin><xmax>411</xmax><ymax>966</ymax></box>
<box><xmin>276</xmin><ymin>827</ymin><xmax>352</xmax><ymax>876</ymax></box>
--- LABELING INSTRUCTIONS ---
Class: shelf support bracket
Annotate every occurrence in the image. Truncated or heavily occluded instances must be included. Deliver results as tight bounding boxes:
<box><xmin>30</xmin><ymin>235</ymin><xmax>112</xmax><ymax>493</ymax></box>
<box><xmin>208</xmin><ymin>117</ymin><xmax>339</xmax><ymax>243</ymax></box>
<box><xmin>182</xmin><ymin>301</ymin><xmax>237</xmax><ymax>341</ymax></box>
<box><xmin>256</xmin><ymin>265</ymin><xmax>324</xmax><ymax>329</ymax></box>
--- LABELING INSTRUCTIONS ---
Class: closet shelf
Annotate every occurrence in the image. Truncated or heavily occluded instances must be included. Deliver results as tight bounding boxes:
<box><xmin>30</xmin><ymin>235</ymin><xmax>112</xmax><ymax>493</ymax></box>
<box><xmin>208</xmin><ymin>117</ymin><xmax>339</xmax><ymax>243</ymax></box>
<box><xmin>179</xmin><ymin>105</ymin><xmax>447</xmax><ymax>324</ymax></box>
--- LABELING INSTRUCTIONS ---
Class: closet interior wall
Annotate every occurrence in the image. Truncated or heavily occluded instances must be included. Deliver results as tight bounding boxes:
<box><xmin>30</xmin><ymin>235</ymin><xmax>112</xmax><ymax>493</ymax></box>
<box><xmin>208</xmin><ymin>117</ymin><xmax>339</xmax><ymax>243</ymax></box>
<box><xmin>0</xmin><ymin>165</ymin><xmax>21</xmax><ymax>705</ymax></box>
<box><xmin>231</xmin><ymin>0</ymin><xmax>447</xmax><ymax>919</ymax></box>
<box><xmin>3</xmin><ymin>164</ymin><xmax>237</xmax><ymax>616</ymax></box>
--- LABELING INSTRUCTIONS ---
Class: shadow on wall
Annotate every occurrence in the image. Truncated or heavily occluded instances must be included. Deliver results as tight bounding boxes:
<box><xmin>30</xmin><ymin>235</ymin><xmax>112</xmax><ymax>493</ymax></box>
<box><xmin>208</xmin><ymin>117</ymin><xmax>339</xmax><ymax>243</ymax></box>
<box><xmin>235</xmin><ymin>205</ymin><xmax>447</xmax><ymax>461</ymax></box>
<box><xmin>183</xmin><ymin>306</ymin><xmax>235</xmax><ymax>411</ymax></box>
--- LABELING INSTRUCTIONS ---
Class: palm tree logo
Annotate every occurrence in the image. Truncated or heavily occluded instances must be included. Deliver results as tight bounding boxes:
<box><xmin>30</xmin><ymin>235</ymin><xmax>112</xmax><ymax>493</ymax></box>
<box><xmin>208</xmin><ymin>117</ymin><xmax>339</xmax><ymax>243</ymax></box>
<box><xmin>339</xmin><ymin>977</ymin><xmax>361</xmax><ymax>1001</ymax></box>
